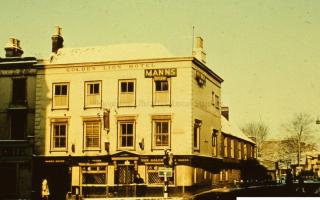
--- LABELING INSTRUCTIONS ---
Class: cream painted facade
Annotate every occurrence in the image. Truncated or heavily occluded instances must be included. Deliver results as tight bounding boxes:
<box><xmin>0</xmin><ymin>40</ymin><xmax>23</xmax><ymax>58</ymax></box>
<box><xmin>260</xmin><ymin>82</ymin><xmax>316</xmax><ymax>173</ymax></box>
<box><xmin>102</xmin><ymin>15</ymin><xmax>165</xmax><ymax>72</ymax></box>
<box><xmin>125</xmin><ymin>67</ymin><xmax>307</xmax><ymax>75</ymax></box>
<box><xmin>34</xmin><ymin>40</ymin><xmax>225</xmax><ymax>197</ymax></box>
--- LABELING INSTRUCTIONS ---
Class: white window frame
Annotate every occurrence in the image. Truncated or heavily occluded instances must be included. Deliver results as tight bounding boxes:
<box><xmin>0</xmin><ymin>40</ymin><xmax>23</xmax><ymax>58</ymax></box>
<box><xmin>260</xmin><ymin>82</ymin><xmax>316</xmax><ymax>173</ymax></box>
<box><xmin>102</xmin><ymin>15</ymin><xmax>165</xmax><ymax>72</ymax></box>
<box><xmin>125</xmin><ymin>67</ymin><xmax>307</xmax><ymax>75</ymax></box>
<box><xmin>85</xmin><ymin>81</ymin><xmax>102</xmax><ymax>108</ymax></box>
<box><xmin>52</xmin><ymin>83</ymin><xmax>69</xmax><ymax>109</ymax></box>
<box><xmin>84</xmin><ymin>120</ymin><xmax>101</xmax><ymax>150</ymax></box>
<box><xmin>51</xmin><ymin>122</ymin><xmax>67</xmax><ymax>151</ymax></box>
<box><xmin>153</xmin><ymin>78</ymin><xmax>171</xmax><ymax>106</ymax></box>
<box><xmin>118</xmin><ymin>79</ymin><xmax>136</xmax><ymax>107</ymax></box>
<box><xmin>118</xmin><ymin>121</ymin><xmax>135</xmax><ymax>150</ymax></box>
<box><xmin>230</xmin><ymin>139</ymin><xmax>235</xmax><ymax>158</ymax></box>
<box><xmin>224</xmin><ymin>137</ymin><xmax>228</xmax><ymax>157</ymax></box>
<box><xmin>152</xmin><ymin>119</ymin><xmax>170</xmax><ymax>149</ymax></box>
<box><xmin>193</xmin><ymin>120</ymin><xmax>201</xmax><ymax>151</ymax></box>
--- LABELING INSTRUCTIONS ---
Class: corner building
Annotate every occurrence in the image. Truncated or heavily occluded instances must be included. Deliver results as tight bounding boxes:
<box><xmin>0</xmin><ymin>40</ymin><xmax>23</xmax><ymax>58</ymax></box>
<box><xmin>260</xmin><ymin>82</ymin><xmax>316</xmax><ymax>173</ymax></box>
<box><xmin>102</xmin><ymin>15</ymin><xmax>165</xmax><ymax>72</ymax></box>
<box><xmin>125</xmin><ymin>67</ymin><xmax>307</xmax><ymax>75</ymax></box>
<box><xmin>34</xmin><ymin>33</ymin><xmax>224</xmax><ymax>198</ymax></box>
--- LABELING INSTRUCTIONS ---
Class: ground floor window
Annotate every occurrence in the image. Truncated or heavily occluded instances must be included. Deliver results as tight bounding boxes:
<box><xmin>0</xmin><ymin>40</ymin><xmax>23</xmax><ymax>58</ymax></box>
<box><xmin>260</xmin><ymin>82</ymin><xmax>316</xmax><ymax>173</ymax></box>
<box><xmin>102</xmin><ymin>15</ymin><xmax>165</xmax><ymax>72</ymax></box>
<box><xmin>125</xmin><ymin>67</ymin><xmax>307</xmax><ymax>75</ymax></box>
<box><xmin>147</xmin><ymin>165</ymin><xmax>174</xmax><ymax>186</ymax></box>
<box><xmin>80</xmin><ymin>164</ymin><xmax>107</xmax><ymax>197</ymax></box>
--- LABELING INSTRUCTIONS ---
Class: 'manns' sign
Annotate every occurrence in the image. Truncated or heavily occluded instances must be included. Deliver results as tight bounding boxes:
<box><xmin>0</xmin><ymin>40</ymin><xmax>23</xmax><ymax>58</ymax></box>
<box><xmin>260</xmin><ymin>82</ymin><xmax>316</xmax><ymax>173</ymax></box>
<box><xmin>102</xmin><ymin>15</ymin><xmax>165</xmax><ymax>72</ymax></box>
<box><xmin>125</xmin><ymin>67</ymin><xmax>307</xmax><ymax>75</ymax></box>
<box><xmin>145</xmin><ymin>68</ymin><xmax>177</xmax><ymax>78</ymax></box>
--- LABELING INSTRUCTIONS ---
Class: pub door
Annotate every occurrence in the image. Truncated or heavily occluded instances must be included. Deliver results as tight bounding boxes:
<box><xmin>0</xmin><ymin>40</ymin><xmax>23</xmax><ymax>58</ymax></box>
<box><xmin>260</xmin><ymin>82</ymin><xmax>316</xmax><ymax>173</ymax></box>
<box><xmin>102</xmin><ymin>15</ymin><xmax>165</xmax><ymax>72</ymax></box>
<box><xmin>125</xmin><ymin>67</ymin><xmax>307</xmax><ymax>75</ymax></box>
<box><xmin>115</xmin><ymin>164</ymin><xmax>135</xmax><ymax>197</ymax></box>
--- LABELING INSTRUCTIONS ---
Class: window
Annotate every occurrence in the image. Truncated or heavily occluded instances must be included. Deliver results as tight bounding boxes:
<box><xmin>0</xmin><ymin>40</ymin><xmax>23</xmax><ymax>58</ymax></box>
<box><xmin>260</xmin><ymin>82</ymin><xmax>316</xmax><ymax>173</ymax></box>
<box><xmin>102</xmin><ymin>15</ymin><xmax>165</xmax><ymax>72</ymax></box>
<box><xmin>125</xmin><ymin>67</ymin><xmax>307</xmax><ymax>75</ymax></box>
<box><xmin>147</xmin><ymin>165</ymin><xmax>174</xmax><ymax>185</ymax></box>
<box><xmin>12</xmin><ymin>78</ymin><xmax>26</xmax><ymax>104</ymax></box>
<box><xmin>243</xmin><ymin>144</ymin><xmax>247</xmax><ymax>160</ymax></box>
<box><xmin>238</xmin><ymin>142</ymin><xmax>242</xmax><ymax>159</ymax></box>
<box><xmin>118</xmin><ymin>80</ymin><xmax>136</xmax><ymax>107</ymax></box>
<box><xmin>52</xmin><ymin>123</ymin><xmax>67</xmax><ymax>150</ymax></box>
<box><xmin>212</xmin><ymin>130</ymin><xmax>218</xmax><ymax>156</ymax></box>
<box><xmin>153</xmin><ymin>120</ymin><xmax>170</xmax><ymax>148</ymax></box>
<box><xmin>85</xmin><ymin>81</ymin><xmax>101</xmax><ymax>108</ymax></box>
<box><xmin>211</xmin><ymin>91</ymin><xmax>215</xmax><ymax>106</ymax></box>
<box><xmin>223</xmin><ymin>137</ymin><xmax>228</xmax><ymax>157</ymax></box>
<box><xmin>230</xmin><ymin>139</ymin><xmax>235</xmax><ymax>158</ymax></box>
<box><xmin>84</xmin><ymin>121</ymin><xmax>101</xmax><ymax>150</ymax></box>
<box><xmin>215</xmin><ymin>95</ymin><xmax>220</xmax><ymax>109</ymax></box>
<box><xmin>153</xmin><ymin>79</ymin><xmax>170</xmax><ymax>106</ymax></box>
<box><xmin>193</xmin><ymin>120</ymin><xmax>201</xmax><ymax>151</ymax></box>
<box><xmin>53</xmin><ymin>83</ymin><xmax>69</xmax><ymax>109</ymax></box>
<box><xmin>81</xmin><ymin>164</ymin><xmax>107</xmax><ymax>196</ymax></box>
<box><xmin>10</xmin><ymin>111</ymin><xmax>26</xmax><ymax>140</ymax></box>
<box><xmin>118</xmin><ymin>121</ymin><xmax>135</xmax><ymax>150</ymax></box>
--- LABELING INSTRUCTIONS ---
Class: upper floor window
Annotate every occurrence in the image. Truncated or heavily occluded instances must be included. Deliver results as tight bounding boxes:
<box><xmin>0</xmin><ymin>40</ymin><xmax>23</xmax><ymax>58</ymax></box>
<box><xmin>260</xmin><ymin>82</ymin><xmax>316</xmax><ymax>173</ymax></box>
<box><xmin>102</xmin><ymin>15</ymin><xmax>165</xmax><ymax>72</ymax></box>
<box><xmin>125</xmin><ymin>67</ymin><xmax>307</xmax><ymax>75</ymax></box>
<box><xmin>212</xmin><ymin>129</ymin><xmax>218</xmax><ymax>157</ymax></box>
<box><xmin>215</xmin><ymin>95</ymin><xmax>220</xmax><ymax>109</ymax></box>
<box><xmin>238</xmin><ymin>142</ymin><xmax>242</xmax><ymax>159</ymax></box>
<box><xmin>211</xmin><ymin>91</ymin><xmax>215</xmax><ymax>106</ymax></box>
<box><xmin>51</xmin><ymin>123</ymin><xmax>67</xmax><ymax>151</ymax></box>
<box><xmin>230</xmin><ymin>139</ymin><xmax>235</xmax><ymax>158</ymax></box>
<box><xmin>84</xmin><ymin>120</ymin><xmax>101</xmax><ymax>150</ymax></box>
<box><xmin>223</xmin><ymin>137</ymin><xmax>228</xmax><ymax>157</ymax></box>
<box><xmin>243</xmin><ymin>144</ymin><xmax>247</xmax><ymax>160</ymax></box>
<box><xmin>85</xmin><ymin>81</ymin><xmax>102</xmax><ymax>108</ymax></box>
<box><xmin>12</xmin><ymin>78</ymin><xmax>26</xmax><ymax>104</ymax></box>
<box><xmin>153</xmin><ymin>118</ymin><xmax>170</xmax><ymax>149</ymax></box>
<box><xmin>193</xmin><ymin>119</ymin><xmax>201</xmax><ymax>151</ymax></box>
<box><xmin>10</xmin><ymin>111</ymin><xmax>26</xmax><ymax>140</ymax></box>
<box><xmin>53</xmin><ymin>83</ymin><xmax>69</xmax><ymax>109</ymax></box>
<box><xmin>118</xmin><ymin>121</ymin><xmax>135</xmax><ymax>150</ymax></box>
<box><xmin>118</xmin><ymin>80</ymin><xmax>136</xmax><ymax>107</ymax></box>
<box><xmin>153</xmin><ymin>79</ymin><xmax>171</xmax><ymax>106</ymax></box>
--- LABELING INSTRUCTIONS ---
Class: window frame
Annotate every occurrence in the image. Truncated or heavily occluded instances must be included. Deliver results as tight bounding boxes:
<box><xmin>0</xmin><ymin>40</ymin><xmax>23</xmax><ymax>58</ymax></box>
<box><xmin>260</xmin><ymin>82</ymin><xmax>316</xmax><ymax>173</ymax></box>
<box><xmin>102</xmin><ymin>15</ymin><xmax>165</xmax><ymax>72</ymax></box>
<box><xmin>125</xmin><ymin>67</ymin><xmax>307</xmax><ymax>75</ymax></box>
<box><xmin>83</xmin><ymin>119</ymin><xmax>101</xmax><ymax>151</ymax></box>
<box><xmin>51</xmin><ymin>122</ymin><xmax>68</xmax><ymax>152</ymax></box>
<box><xmin>118</xmin><ymin>79</ymin><xmax>136</xmax><ymax>107</ymax></box>
<box><xmin>84</xmin><ymin>81</ymin><xmax>102</xmax><ymax>109</ymax></box>
<box><xmin>52</xmin><ymin>82</ymin><xmax>69</xmax><ymax>110</ymax></box>
<box><xmin>230</xmin><ymin>139</ymin><xmax>235</xmax><ymax>158</ymax></box>
<box><xmin>11</xmin><ymin>78</ymin><xmax>26</xmax><ymax>104</ymax></box>
<box><xmin>117</xmin><ymin>120</ymin><xmax>136</xmax><ymax>150</ymax></box>
<box><xmin>152</xmin><ymin>78</ymin><xmax>171</xmax><ymax>106</ymax></box>
<box><xmin>193</xmin><ymin>119</ymin><xmax>201</xmax><ymax>151</ymax></box>
<box><xmin>223</xmin><ymin>136</ymin><xmax>228</xmax><ymax>157</ymax></box>
<box><xmin>152</xmin><ymin>118</ymin><xmax>171</xmax><ymax>150</ymax></box>
<box><xmin>215</xmin><ymin>95</ymin><xmax>220</xmax><ymax>110</ymax></box>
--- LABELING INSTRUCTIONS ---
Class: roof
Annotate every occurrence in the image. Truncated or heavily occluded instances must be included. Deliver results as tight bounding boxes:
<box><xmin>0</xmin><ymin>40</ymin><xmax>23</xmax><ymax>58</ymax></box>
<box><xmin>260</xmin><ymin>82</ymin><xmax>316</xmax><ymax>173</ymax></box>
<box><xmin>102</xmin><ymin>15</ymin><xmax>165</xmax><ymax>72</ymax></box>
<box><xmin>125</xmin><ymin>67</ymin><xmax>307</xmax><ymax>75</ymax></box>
<box><xmin>221</xmin><ymin>115</ymin><xmax>255</xmax><ymax>144</ymax></box>
<box><xmin>49</xmin><ymin>43</ymin><xmax>173</xmax><ymax>64</ymax></box>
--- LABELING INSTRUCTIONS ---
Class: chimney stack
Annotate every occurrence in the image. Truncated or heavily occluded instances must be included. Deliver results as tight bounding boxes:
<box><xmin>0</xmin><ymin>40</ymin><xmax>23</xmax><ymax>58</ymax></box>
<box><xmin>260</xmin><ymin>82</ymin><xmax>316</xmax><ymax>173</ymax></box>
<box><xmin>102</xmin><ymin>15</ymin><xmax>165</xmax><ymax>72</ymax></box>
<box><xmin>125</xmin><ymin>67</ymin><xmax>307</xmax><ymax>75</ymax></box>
<box><xmin>4</xmin><ymin>37</ymin><xmax>24</xmax><ymax>57</ymax></box>
<box><xmin>221</xmin><ymin>106</ymin><xmax>229</xmax><ymax>120</ymax></box>
<box><xmin>51</xmin><ymin>26</ymin><xmax>64</xmax><ymax>53</ymax></box>
<box><xmin>192</xmin><ymin>36</ymin><xmax>206</xmax><ymax>63</ymax></box>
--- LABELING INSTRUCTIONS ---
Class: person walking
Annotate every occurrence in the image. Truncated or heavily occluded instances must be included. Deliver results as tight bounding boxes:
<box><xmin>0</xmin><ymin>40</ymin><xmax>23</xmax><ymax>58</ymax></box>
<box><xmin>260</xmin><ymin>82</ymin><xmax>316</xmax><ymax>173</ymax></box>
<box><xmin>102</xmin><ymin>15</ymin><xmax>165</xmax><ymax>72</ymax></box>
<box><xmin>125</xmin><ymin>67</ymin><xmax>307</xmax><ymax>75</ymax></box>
<box><xmin>42</xmin><ymin>179</ymin><xmax>50</xmax><ymax>200</ymax></box>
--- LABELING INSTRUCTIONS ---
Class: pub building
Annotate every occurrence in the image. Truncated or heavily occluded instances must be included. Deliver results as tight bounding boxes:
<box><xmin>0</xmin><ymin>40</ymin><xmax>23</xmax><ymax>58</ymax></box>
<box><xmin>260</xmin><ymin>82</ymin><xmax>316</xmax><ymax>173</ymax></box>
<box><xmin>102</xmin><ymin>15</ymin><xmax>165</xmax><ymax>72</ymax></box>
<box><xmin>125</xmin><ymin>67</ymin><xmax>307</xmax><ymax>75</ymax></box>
<box><xmin>32</xmin><ymin>27</ymin><xmax>256</xmax><ymax>198</ymax></box>
<box><xmin>0</xmin><ymin>38</ymin><xmax>37</xmax><ymax>199</ymax></box>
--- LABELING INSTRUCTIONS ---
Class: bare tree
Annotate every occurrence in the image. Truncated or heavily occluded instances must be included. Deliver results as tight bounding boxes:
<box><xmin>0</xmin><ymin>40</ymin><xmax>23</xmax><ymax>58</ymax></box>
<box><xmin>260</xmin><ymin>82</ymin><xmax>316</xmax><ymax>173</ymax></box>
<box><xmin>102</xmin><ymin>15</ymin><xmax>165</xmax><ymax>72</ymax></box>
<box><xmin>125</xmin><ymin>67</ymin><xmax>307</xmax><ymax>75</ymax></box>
<box><xmin>242</xmin><ymin>122</ymin><xmax>269</xmax><ymax>157</ymax></box>
<box><xmin>283</xmin><ymin>113</ymin><xmax>315</xmax><ymax>165</ymax></box>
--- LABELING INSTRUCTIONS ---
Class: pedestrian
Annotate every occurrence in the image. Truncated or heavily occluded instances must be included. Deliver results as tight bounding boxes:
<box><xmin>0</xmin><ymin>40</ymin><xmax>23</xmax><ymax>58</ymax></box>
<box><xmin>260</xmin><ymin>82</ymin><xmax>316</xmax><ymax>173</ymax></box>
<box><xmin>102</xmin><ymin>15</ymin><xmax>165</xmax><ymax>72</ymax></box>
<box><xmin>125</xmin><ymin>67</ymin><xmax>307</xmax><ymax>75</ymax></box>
<box><xmin>42</xmin><ymin>179</ymin><xmax>50</xmax><ymax>200</ymax></box>
<box><xmin>134</xmin><ymin>173</ymin><xmax>145</xmax><ymax>196</ymax></box>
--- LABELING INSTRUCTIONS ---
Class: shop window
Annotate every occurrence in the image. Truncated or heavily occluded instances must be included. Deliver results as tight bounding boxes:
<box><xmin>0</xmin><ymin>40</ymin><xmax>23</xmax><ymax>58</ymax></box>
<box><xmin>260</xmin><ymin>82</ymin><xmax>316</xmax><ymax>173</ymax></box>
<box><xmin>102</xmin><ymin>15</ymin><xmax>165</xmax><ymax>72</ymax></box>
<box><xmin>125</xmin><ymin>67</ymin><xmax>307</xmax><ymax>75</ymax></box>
<box><xmin>51</xmin><ymin>123</ymin><xmax>67</xmax><ymax>151</ymax></box>
<box><xmin>193</xmin><ymin>119</ymin><xmax>201</xmax><ymax>151</ymax></box>
<box><xmin>118</xmin><ymin>121</ymin><xmax>135</xmax><ymax>150</ymax></box>
<box><xmin>147</xmin><ymin>165</ymin><xmax>174</xmax><ymax>186</ymax></box>
<box><xmin>53</xmin><ymin>83</ymin><xmax>69</xmax><ymax>109</ymax></box>
<box><xmin>80</xmin><ymin>164</ymin><xmax>107</xmax><ymax>196</ymax></box>
<box><xmin>153</xmin><ymin>79</ymin><xmax>171</xmax><ymax>106</ymax></box>
<box><xmin>12</xmin><ymin>78</ymin><xmax>26</xmax><ymax>104</ymax></box>
<box><xmin>84</xmin><ymin>120</ymin><xmax>101</xmax><ymax>150</ymax></box>
<box><xmin>118</xmin><ymin>80</ymin><xmax>136</xmax><ymax>107</ymax></box>
<box><xmin>153</xmin><ymin>120</ymin><xmax>170</xmax><ymax>149</ymax></box>
<box><xmin>85</xmin><ymin>81</ymin><xmax>101</xmax><ymax>108</ymax></box>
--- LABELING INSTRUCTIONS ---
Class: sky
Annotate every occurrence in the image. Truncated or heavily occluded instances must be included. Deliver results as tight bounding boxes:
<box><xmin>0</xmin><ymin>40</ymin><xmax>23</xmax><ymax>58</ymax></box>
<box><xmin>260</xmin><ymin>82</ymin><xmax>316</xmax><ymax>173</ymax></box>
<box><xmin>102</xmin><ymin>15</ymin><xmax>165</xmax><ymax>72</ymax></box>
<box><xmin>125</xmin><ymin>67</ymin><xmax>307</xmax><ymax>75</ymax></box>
<box><xmin>1</xmin><ymin>0</ymin><xmax>320</xmax><ymax>139</ymax></box>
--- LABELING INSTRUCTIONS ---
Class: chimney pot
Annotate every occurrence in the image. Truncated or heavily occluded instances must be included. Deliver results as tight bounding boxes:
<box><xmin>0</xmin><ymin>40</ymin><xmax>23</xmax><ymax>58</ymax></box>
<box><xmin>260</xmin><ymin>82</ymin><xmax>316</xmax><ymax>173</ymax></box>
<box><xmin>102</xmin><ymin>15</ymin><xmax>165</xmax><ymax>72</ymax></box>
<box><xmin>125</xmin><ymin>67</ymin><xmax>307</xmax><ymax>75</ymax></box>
<box><xmin>4</xmin><ymin>37</ymin><xmax>23</xmax><ymax>57</ymax></box>
<box><xmin>192</xmin><ymin>36</ymin><xmax>206</xmax><ymax>63</ymax></box>
<box><xmin>51</xmin><ymin>26</ymin><xmax>64</xmax><ymax>53</ymax></box>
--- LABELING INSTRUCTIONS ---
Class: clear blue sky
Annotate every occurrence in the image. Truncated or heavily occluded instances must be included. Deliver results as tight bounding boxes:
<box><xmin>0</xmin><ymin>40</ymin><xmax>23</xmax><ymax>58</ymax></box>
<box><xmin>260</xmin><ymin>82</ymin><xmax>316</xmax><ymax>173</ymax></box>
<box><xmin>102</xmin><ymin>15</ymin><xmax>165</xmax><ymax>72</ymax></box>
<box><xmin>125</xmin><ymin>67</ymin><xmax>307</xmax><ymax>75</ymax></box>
<box><xmin>1</xmin><ymin>0</ymin><xmax>320</xmax><ymax>138</ymax></box>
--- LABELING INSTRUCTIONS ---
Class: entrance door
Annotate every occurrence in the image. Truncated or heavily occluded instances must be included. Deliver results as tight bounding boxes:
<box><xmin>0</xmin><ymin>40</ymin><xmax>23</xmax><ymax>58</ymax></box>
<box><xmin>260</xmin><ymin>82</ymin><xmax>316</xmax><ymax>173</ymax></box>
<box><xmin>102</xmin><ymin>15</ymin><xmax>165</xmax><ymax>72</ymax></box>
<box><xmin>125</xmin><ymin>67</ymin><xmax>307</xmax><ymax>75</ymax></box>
<box><xmin>115</xmin><ymin>164</ymin><xmax>135</xmax><ymax>197</ymax></box>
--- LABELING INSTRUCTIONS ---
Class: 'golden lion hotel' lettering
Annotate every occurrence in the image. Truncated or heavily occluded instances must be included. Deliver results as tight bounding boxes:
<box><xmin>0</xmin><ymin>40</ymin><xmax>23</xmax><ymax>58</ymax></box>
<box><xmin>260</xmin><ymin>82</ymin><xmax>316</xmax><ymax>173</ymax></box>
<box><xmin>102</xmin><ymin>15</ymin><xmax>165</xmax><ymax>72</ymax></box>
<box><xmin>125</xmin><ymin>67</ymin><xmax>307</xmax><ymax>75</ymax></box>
<box><xmin>145</xmin><ymin>68</ymin><xmax>177</xmax><ymax>77</ymax></box>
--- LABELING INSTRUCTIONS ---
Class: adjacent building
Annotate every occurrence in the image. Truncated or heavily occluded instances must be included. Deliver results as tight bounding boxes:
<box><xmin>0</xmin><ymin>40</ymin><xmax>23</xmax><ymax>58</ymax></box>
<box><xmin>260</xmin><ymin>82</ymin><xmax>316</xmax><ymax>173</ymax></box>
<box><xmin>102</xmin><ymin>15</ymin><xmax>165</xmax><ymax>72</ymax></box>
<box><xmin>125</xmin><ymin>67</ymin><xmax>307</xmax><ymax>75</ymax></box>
<box><xmin>0</xmin><ymin>38</ymin><xmax>37</xmax><ymax>199</ymax></box>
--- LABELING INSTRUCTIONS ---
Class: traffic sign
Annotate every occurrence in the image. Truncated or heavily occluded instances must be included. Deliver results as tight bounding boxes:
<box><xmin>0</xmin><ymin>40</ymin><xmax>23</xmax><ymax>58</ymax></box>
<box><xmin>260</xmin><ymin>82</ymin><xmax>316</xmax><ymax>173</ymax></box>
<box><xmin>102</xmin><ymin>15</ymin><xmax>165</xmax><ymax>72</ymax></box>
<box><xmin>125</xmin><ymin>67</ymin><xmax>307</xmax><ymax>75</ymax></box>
<box><xmin>158</xmin><ymin>167</ymin><xmax>173</xmax><ymax>177</ymax></box>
